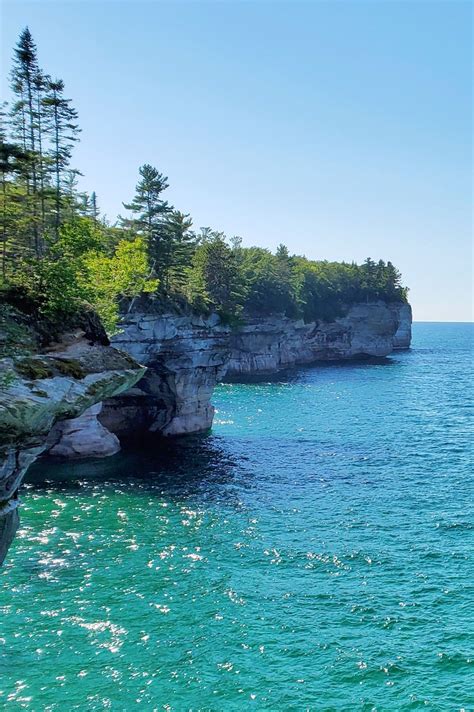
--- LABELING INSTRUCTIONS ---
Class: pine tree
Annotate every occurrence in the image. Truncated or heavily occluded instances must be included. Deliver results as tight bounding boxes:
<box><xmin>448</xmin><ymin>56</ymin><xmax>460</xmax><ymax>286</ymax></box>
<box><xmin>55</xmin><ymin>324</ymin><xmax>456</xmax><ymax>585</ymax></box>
<box><xmin>163</xmin><ymin>210</ymin><xmax>195</xmax><ymax>289</ymax></box>
<box><xmin>9</xmin><ymin>27</ymin><xmax>42</xmax><ymax>254</ymax></box>
<box><xmin>122</xmin><ymin>164</ymin><xmax>172</xmax><ymax>280</ymax></box>
<box><xmin>43</xmin><ymin>78</ymin><xmax>80</xmax><ymax>237</ymax></box>
<box><xmin>385</xmin><ymin>261</ymin><xmax>402</xmax><ymax>298</ymax></box>
<box><xmin>276</xmin><ymin>243</ymin><xmax>290</xmax><ymax>260</ymax></box>
<box><xmin>188</xmin><ymin>234</ymin><xmax>245</xmax><ymax>314</ymax></box>
<box><xmin>229</xmin><ymin>235</ymin><xmax>243</xmax><ymax>251</ymax></box>
<box><xmin>62</xmin><ymin>168</ymin><xmax>83</xmax><ymax>218</ymax></box>
<box><xmin>90</xmin><ymin>191</ymin><xmax>99</xmax><ymax>220</ymax></box>
<box><xmin>361</xmin><ymin>257</ymin><xmax>377</xmax><ymax>301</ymax></box>
<box><xmin>33</xmin><ymin>68</ymin><xmax>50</xmax><ymax>233</ymax></box>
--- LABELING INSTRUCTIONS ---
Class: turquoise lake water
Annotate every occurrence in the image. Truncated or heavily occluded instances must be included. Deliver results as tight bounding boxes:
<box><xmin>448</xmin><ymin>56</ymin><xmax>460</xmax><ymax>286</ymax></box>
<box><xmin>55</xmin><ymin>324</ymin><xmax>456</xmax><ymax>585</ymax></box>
<box><xmin>1</xmin><ymin>323</ymin><xmax>473</xmax><ymax>710</ymax></box>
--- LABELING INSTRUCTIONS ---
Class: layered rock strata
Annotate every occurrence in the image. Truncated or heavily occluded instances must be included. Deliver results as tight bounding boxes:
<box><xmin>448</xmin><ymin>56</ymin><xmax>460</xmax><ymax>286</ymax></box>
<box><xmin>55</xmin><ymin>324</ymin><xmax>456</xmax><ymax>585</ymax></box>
<box><xmin>46</xmin><ymin>403</ymin><xmax>120</xmax><ymax>458</ymax></box>
<box><xmin>393</xmin><ymin>303</ymin><xmax>412</xmax><ymax>350</ymax></box>
<box><xmin>226</xmin><ymin>301</ymin><xmax>403</xmax><ymax>378</ymax></box>
<box><xmin>0</xmin><ymin>298</ymin><xmax>412</xmax><ymax>563</ymax></box>
<box><xmin>100</xmin><ymin>300</ymin><xmax>410</xmax><ymax>437</ymax></box>
<box><xmin>100</xmin><ymin>311</ymin><xmax>230</xmax><ymax>438</ymax></box>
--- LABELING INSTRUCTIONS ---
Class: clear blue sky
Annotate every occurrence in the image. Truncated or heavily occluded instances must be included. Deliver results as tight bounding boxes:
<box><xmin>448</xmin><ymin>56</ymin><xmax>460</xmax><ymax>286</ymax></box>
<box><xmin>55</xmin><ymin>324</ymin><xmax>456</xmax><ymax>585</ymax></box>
<box><xmin>1</xmin><ymin>0</ymin><xmax>472</xmax><ymax>321</ymax></box>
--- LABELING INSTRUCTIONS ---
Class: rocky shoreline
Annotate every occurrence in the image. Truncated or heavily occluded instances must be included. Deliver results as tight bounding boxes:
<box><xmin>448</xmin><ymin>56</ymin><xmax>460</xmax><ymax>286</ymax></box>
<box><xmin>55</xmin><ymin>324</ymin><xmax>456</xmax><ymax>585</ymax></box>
<box><xmin>0</xmin><ymin>299</ymin><xmax>411</xmax><ymax>564</ymax></box>
<box><xmin>0</xmin><ymin>309</ymin><xmax>146</xmax><ymax>564</ymax></box>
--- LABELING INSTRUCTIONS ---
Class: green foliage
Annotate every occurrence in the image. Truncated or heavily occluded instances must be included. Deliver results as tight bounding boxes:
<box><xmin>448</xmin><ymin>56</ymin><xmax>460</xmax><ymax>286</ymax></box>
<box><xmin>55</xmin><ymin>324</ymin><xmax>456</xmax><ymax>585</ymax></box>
<box><xmin>236</xmin><ymin>246</ymin><xmax>299</xmax><ymax>317</ymax></box>
<box><xmin>5</xmin><ymin>217</ymin><xmax>157</xmax><ymax>332</ymax></box>
<box><xmin>82</xmin><ymin>235</ymin><xmax>159</xmax><ymax>332</ymax></box>
<box><xmin>187</xmin><ymin>233</ymin><xmax>246</xmax><ymax>318</ymax></box>
<box><xmin>162</xmin><ymin>210</ymin><xmax>196</xmax><ymax>290</ymax></box>
<box><xmin>122</xmin><ymin>164</ymin><xmax>172</xmax><ymax>279</ymax></box>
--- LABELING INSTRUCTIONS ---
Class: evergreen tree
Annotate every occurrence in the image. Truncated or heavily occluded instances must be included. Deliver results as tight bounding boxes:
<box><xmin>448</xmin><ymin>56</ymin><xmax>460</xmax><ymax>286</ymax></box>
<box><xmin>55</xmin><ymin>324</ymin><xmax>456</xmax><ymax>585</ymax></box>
<box><xmin>163</xmin><ymin>210</ymin><xmax>195</xmax><ymax>289</ymax></box>
<box><xmin>122</xmin><ymin>164</ymin><xmax>171</xmax><ymax>279</ymax></box>
<box><xmin>276</xmin><ymin>243</ymin><xmax>290</xmax><ymax>260</ymax></box>
<box><xmin>229</xmin><ymin>235</ymin><xmax>243</xmax><ymax>251</ymax></box>
<box><xmin>62</xmin><ymin>168</ymin><xmax>83</xmax><ymax>218</ymax></box>
<box><xmin>0</xmin><ymin>29</ymin><xmax>410</xmax><ymax>333</ymax></box>
<box><xmin>188</xmin><ymin>234</ymin><xmax>245</xmax><ymax>315</ymax></box>
<box><xmin>33</xmin><ymin>68</ymin><xmax>50</xmax><ymax>233</ymax></box>
<box><xmin>195</xmin><ymin>226</ymin><xmax>216</xmax><ymax>244</ymax></box>
<box><xmin>9</xmin><ymin>27</ymin><xmax>42</xmax><ymax>254</ymax></box>
<box><xmin>43</xmin><ymin>77</ymin><xmax>80</xmax><ymax>237</ymax></box>
<box><xmin>361</xmin><ymin>257</ymin><xmax>377</xmax><ymax>301</ymax></box>
<box><xmin>78</xmin><ymin>192</ymin><xmax>91</xmax><ymax>217</ymax></box>
<box><xmin>90</xmin><ymin>191</ymin><xmax>99</xmax><ymax>220</ymax></box>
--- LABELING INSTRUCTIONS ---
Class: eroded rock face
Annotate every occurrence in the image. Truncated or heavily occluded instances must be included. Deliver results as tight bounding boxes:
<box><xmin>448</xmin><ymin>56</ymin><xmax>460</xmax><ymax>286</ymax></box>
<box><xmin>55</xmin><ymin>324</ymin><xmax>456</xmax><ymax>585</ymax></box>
<box><xmin>0</xmin><ymin>338</ymin><xmax>145</xmax><ymax>564</ymax></box>
<box><xmin>393</xmin><ymin>303</ymin><xmax>412</xmax><ymax>350</ymax></box>
<box><xmin>101</xmin><ymin>300</ymin><xmax>408</xmax><ymax>437</ymax></box>
<box><xmin>226</xmin><ymin>301</ymin><xmax>403</xmax><ymax>378</ymax></box>
<box><xmin>100</xmin><ymin>312</ymin><xmax>230</xmax><ymax>438</ymax></box>
<box><xmin>46</xmin><ymin>403</ymin><xmax>120</xmax><ymax>458</ymax></box>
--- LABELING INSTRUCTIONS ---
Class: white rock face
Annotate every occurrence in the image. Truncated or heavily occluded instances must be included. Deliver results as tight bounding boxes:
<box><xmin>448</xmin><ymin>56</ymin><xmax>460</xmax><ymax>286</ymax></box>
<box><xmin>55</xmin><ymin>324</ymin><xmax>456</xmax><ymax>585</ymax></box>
<box><xmin>101</xmin><ymin>312</ymin><xmax>231</xmax><ymax>438</ymax></box>
<box><xmin>101</xmin><ymin>301</ymin><xmax>406</xmax><ymax>437</ymax></box>
<box><xmin>393</xmin><ymin>303</ymin><xmax>412</xmax><ymax>349</ymax></box>
<box><xmin>226</xmin><ymin>301</ymin><xmax>402</xmax><ymax>377</ymax></box>
<box><xmin>46</xmin><ymin>403</ymin><xmax>120</xmax><ymax>458</ymax></box>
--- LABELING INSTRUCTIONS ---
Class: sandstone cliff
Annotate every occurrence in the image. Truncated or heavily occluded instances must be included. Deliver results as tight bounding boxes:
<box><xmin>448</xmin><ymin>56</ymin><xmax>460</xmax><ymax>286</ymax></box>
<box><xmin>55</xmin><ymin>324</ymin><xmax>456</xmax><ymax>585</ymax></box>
<box><xmin>99</xmin><ymin>299</ymin><xmax>410</xmax><ymax>437</ymax></box>
<box><xmin>0</xmin><ymin>306</ymin><xmax>145</xmax><ymax>564</ymax></box>
<box><xmin>393</xmin><ymin>303</ymin><xmax>412</xmax><ymax>349</ymax></box>
<box><xmin>226</xmin><ymin>301</ymin><xmax>403</xmax><ymax>378</ymax></box>
<box><xmin>100</xmin><ymin>310</ymin><xmax>230</xmax><ymax>438</ymax></box>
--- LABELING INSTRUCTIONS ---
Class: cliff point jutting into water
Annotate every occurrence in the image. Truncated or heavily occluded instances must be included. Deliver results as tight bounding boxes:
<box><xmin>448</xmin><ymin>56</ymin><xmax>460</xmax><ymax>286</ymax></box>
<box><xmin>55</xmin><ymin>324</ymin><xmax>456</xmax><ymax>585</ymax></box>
<box><xmin>0</xmin><ymin>27</ymin><xmax>412</xmax><ymax>565</ymax></box>
<box><xmin>0</xmin><ymin>296</ymin><xmax>412</xmax><ymax>563</ymax></box>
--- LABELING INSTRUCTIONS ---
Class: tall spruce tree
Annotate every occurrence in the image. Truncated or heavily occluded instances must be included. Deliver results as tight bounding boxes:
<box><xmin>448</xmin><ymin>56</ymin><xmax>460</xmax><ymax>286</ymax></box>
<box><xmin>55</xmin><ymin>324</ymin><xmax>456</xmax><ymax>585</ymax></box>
<box><xmin>33</xmin><ymin>68</ymin><xmax>50</xmax><ymax>232</ymax></box>
<box><xmin>162</xmin><ymin>210</ymin><xmax>195</xmax><ymax>289</ymax></box>
<box><xmin>9</xmin><ymin>27</ymin><xmax>42</xmax><ymax>254</ymax></box>
<box><xmin>90</xmin><ymin>191</ymin><xmax>99</xmax><ymax>220</ymax></box>
<box><xmin>43</xmin><ymin>78</ymin><xmax>80</xmax><ymax>237</ymax></box>
<box><xmin>188</xmin><ymin>233</ymin><xmax>245</xmax><ymax>314</ymax></box>
<box><xmin>122</xmin><ymin>164</ymin><xmax>172</xmax><ymax>280</ymax></box>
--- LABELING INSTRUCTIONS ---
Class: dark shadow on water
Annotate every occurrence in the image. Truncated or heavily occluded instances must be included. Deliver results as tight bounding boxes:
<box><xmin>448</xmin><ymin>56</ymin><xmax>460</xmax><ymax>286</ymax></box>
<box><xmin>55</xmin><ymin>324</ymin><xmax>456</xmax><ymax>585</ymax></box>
<box><xmin>24</xmin><ymin>433</ymin><xmax>249</xmax><ymax>505</ymax></box>
<box><xmin>23</xmin><ymin>354</ymin><xmax>412</xmax><ymax>502</ymax></box>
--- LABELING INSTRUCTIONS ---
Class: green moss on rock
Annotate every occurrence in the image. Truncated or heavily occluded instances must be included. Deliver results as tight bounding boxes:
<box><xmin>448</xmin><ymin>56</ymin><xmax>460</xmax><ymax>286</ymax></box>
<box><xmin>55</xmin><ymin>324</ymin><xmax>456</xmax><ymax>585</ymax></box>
<box><xmin>15</xmin><ymin>358</ymin><xmax>54</xmax><ymax>380</ymax></box>
<box><xmin>52</xmin><ymin>358</ymin><xmax>86</xmax><ymax>379</ymax></box>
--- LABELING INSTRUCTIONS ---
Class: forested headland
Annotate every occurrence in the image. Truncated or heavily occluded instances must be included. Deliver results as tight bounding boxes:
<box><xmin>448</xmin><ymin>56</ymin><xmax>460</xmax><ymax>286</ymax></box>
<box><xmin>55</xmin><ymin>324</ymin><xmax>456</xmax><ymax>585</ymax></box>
<box><xmin>1</xmin><ymin>29</ymin><xmax>408</xmax><ymax>334</ymax></box>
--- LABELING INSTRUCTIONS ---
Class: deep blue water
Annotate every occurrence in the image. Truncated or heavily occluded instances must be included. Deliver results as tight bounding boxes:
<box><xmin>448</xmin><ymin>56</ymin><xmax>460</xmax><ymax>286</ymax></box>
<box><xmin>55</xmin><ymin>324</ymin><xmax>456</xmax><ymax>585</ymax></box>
<box><xmin>1</xmin><ymin>323</ymin><xmax>473</xmax><ymax>710</ymax></box>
